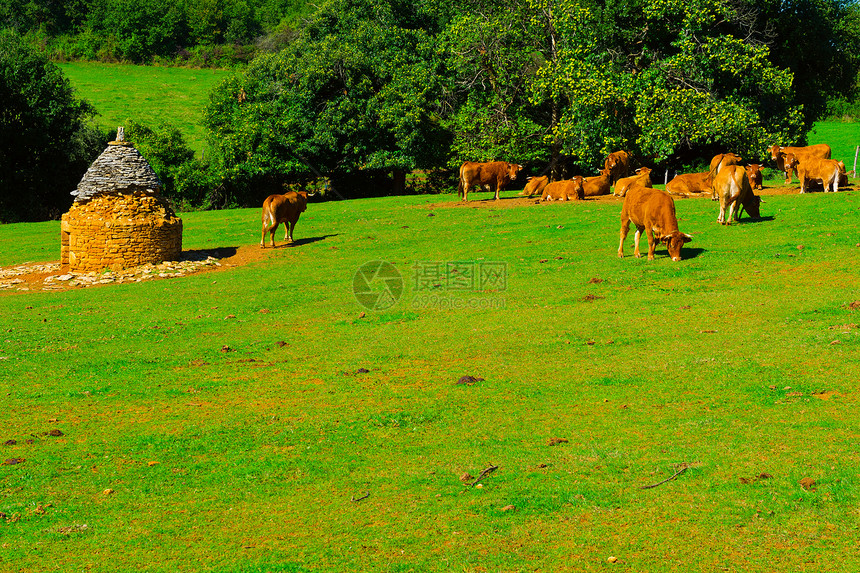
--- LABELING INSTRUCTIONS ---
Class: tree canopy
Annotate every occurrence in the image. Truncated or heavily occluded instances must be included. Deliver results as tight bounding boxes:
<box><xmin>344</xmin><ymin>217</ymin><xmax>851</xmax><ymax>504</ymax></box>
<box><xmin>204</xmin><ymin>0</ymin><xmax>859</xmax><ymax>203</ymax></box>
<box><xmin>0</xmin><ymin>29</ymin><xmax>104</xmax><ymax>222</ymax></box>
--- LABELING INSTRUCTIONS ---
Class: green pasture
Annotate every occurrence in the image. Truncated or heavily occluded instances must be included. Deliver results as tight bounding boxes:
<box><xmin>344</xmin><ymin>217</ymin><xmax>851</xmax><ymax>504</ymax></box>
<box><xmin>58</xmin><ymin>62</ymin><xmax>232</xmax><ymax>155</ymax></box>
<box><xmin>808</xmin><ymin>121</ymin><xmax>860</xmax><ymax>169</ymax></box>
<box><xmin>2</xmin><ymin>182</ymin><xmax>860</xmax><ymax>571</ymax></box>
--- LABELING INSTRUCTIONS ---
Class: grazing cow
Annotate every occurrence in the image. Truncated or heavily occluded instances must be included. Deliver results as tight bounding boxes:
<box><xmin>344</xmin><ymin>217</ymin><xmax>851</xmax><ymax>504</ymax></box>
<box><xmin>604</xmin><ymin>151</ymin><xmax>631</xmax><ymax>185</ymax></box>
<box><xmin>712</xmin><ymin>165</ymin><xmax>762</xmax><ymax>224</ymax></box>
<box><xmin>458</xmin><ymin>161</ymin><xmax>523</xmax><ymax>201</ymax></box>
<box><xmin>618</xmin><ymin>184</ymin><xmax>692</xmax><ymax>261</ymax></box>
<box><xmin>708</xmin><ymin>153</ymin><xmax>743</xmax><ymax>200</ymax></box>
<box><xmin>769</xmin><ymin>144</ymin><xmax>831</xmax><ymax>184</ymax></box>
<box><xmin>541</xmin><ymin>177</ymin><xmax>585</xmax><ymax>201</ymax></box>
<box><xmin>665</xmin><ymin>172</ymin><xmax>712</xmax><ymax>196</ymax></box>
<box><xmin>583</xmin><ymin>169</ymin><xmax>612</xmax><ymax>197</ymax></box>
<box><xmin>521</xmin><ymin>175</ymin><xmax>550</xmax><ymax>197</ymax></box>
<box><xmin>745</xmin><ymin>164</ymin><xmax>764</xmax><ymax>190</ymax></box>
<box><xmin>261</xmin><ymin>191</ymin><xmax>308</xmax><ymax>247</ymax></box>
<box><xmin>798</xmin><ymin>157</ymin><xmax>842</xmax><ymax>193</ymax></box>
<box><xmin>613</xmin><ymin>167</ymin><xmax>653</xmax><ymax>197</ymax></box>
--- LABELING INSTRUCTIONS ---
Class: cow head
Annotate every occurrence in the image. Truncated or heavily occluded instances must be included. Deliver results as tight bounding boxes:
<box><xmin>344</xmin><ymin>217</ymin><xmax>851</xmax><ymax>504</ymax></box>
<box><xmin>508</xmin><ymin>163</ymin><xmax>523</xmax><ymax>180</ymax></box>
<box><xmin>782</xmin><ymin>153</ymin><xmax>799</xmax><ymax>171</ymax></box>
<box><xmin>570</xmin><ymin>176</ymin><xmax>585</xmax><ymax>200</ymax></box>
<box><xmin>769</xmin><ymin>146</ymin><xmax>782</xmax><ymax>160</ymax></box>
<box><xmin>660</xmin><ymin>231</ymin><xmax>693</xmax><ymax>262</ymax></box>
<box><xmin>742</xmin><ymin>194</ymin><xmax>762</xmax><ymax>219</ymax></box>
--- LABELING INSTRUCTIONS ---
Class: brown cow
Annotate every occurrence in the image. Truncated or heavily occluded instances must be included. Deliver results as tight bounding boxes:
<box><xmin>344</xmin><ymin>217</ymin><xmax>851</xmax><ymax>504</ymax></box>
<box><xmin>458</xmin><ymin>161</ymin><xmax>523</xmax><ymax>201</ymax></box>
<box><xmin>708</xmin><ymin>153</ymin><xmax>743</xmax><ymax>198</ymax></box>
<box><xmin>541</xmin><ymin>177</ymin><xmax>584</xmax><ymax>201</ymax></box>
<box><xmin>838</xmin><ymin>161</ymin><xmax>849</xmax><ymax>186</ymax></box>
<box><xmin>618</xmin><ymin>184</ymin><xmax>692</xmax><ymax>261</ymax></box>
<box><xmin>745</xmin><ymin>164</ymin><xmax>763</xmax><ymax>190</ymax></box>
<box><xmin>712</xmin><ymin>165</ymin><xmax>762</xmax><ymax>224</ymax></box>
<box><xmin>613</xmin><ymin>167</ymin><xmax>653</xmax><ymax>198</ymax></box>
<box><xmin>604</xmin><ymin>151</ymin><xmax>631</xmax><ymax>185</ymax></box>
<box><xmin>665</xmin><ymin>172</ymin><xmax>712</xmax><ymax>196</ymax></box>
<box><xmin>521</xmin><ymin>175</ymin><xmax>549</xmax><ymax>197</ymax></box>
<box><xmin>583</xmin><ymin>169</ymin><xmax>612</xmax><ymax>197</ymax></box>
<box><xmin>798</xmin><ymin>157</ymin><xmax>842</xmax><ymax>193</ymax></box>
<box><xmin>769</xmin><ymin>144</ymin><xmax>831</xmax><ymax>184</ymax></box>
<box><xmin>261</xmin><ymin>191</ymin><xmax>308</xmax><ymax>247</ymax></box>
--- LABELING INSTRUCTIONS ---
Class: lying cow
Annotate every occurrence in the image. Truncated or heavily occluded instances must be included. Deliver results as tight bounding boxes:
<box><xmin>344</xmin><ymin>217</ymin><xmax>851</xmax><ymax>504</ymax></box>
<box><xmin>604</xmin><ymin>151</ymin><xmax>631</xmax><ymax>185</ymax></box>
<box><xmin>521</xmin><ymin>175</ymin><xmax>549</xmax><ymax>197</ymax></box>
<box><xmin>618</xmin><ymin>184</ymin><xmax>692</xmax><ymax>262</ymax></box>
<box><xmin>769</xmin><ymin>144</ymin><xmax>831</xmax><ymax>184</ymax></box>
<box><xmin>583</xmin><ymin>169</ymin><xmax>612</xmax><ymax>197</ymax></box>
<box><xmin>665</xmin><ymin>172</ymin><xmax>712</xmax><ymax>196</ymax></box>
<box><xmin>261</xmin><ymin>190</ymin><xmax>308</xmax><ymax>247</ymax></box>
<box><xmin>613</xmin><ymin>167</ymin><xmax>653</xmax><ymax>197</ymax></box>
<box><xmin>458</xmin><ymin>161</ymin><xmax>523</xmax><ymax>201</ymax></box>
<box><xmin>712</xmin><ymin>165</ymin><xmax>762</xmax><ymax>224</ymax></box>
<box><xmin>745</xmin><ymin>164</ymin><xmax>763</xmax><ymax>190</ymax></box>
<box><xmin>541</xmin><ymin>177</ymin><xmax>584</xmax><ymax>201</ymax></box>
<box><xmin>798</xmin><ymin>157</ymin><xmax>842</xmax><ymax>193</ymax></box>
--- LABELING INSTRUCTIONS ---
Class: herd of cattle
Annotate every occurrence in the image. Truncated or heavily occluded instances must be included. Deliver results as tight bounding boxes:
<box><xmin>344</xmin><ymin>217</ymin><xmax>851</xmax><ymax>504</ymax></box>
<box><xmin>456</xmin><ymin>144</ymin><xmax>851</xmax><ymax>261</ymax></box>
<box><xmin>256</xmin><ymin>144</ymin><xmax>851</xmax><ymax>261</ymax></box>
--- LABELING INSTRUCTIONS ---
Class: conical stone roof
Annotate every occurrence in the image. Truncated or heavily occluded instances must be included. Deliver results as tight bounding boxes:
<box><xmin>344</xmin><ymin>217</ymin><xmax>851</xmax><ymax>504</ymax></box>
<box><xmin>72</xmin><ymin>141</ymin><xmax>162</xmax><ymax>202</ymax></box>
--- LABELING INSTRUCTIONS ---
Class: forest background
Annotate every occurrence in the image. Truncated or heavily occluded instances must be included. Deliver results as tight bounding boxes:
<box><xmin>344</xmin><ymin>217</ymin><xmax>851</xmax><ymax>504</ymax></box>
<box><xmin>1</xmin><ymin>0</ymin><xmax>859</xmax><ymax>221</ymax></box>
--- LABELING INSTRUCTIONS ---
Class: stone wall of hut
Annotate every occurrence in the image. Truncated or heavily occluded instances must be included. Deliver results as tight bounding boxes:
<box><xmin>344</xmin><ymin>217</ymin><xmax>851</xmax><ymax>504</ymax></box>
<box><xmin>61</xmin><ymin>191</ymin><xmax>182</xmax><ymax>272</ymax></box>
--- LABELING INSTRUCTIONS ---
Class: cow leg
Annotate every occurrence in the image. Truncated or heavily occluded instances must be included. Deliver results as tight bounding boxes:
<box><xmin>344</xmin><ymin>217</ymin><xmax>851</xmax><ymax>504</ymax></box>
<box><xmin>726</xmin><ymin>202</ymin><xmax>736</xmax><ymax>224</ymax></box>
<box><xmin>645</xmin><ymin>228</ymin><xmax>656</xmax><ymax>260</ymax></box>
<box><xmin>618</xmin><ymin>219</ymin><xmax>630</xmax><ymax>258</ymax></box>
<box><xmin>633</xmin><ymin>228</ymin><xmax>643</xmax><ymax>258</ymax></box>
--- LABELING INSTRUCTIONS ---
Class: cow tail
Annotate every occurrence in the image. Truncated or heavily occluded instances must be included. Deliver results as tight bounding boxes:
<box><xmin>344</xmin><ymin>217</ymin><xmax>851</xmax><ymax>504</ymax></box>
<box><xmin>457</xmin><ymin>170</ymin><xmax>464</xmax><ymax>198</ymax></box>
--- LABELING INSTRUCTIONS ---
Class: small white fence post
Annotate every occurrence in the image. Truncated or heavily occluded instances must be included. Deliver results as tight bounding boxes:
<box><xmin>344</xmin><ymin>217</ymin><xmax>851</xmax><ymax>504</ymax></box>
<box><xmin>854</xmin><ymin>145</ymin><xmax>859</xmax><ymax>177</ymax></box>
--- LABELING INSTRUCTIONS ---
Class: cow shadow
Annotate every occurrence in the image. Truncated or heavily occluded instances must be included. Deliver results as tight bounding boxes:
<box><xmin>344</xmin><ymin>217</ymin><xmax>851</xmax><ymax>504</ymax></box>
<box><xmin>274</xmin><ymin>234</ymin><xmax>339</xmax><ymax>247</ymax></box>
<box><xmin>680</xmin><ymin>247</ymin><xmax>706</xmax><ymax>260</ymax></box>
<box><xmin>737</xmin><ymin>215</ymin><xmax>775</xmax><ymax>224</ymax></box>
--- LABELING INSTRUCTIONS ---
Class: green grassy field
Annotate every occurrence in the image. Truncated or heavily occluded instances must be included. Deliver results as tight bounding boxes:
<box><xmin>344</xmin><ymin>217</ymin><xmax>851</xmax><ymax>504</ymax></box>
<box><xmin>808</xmin><ymin>121</ymin><xmax>860</xmax><ymax>170</ymax></box>
<box><xmin>2</xmin><ymin>183</ymin><xmax>860</xmax><ymax>571</ymax></box>
<box><xmin>58</xmin><ymin>63</ymin><xmax>232</xmax><ymax>155</ymax></box>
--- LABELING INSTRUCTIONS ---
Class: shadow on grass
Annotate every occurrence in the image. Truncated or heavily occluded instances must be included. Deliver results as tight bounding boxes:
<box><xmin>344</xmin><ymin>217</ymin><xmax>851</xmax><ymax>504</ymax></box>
<box><xmin>681</xmin><ymin>247</ymin><xmax>706</xmax><ymax>259</ymax></box>
<box><xmin>274</xmin><ymin>234</ymin><xmax>339</xmax><ymax>247</ymax></box>
<box><xmin>181</xmin><ymin>247</ymin><xmax>238</xmax><ymax>260</ymax></box>
<box><xmin>737</xmin><ymin>215</ymin><xmax>776</xmax><ymax>224</ymax></box>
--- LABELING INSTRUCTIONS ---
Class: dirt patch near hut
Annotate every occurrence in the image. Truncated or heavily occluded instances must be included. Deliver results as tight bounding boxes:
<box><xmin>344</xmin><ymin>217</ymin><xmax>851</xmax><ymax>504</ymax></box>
<box><xmin>0</xmin><ymin>244</ymin><xmax>269</xmax><ymax>296</ymax></box>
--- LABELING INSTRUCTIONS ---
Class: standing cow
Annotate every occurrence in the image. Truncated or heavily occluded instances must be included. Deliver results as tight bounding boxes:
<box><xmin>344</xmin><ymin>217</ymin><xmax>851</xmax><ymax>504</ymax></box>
<box><xmin>458</xmin><ymin>161</ymin><xmax>523</xmax><ymax>201</ymax></box>
<box><xmin>618</xmin><ymin>184</ymin><xmax>692</xmax><ymax>261</ymax></box>
<box><xmin>769</xmin><ymin>144</ymin><xmax>832</xmax><ymax>184</ymax></box>
<box><xmin>604</xmin><ymin>151</ymin><xmax>631</xmax><ymax>186</ymax></box>
<box><xmin>798</xmin><ymin>157</ymin><xmax>842</xmax><ymax>193</ymax></box>
<box><xmin>261</xmin><ymin>190</ymin><xmax>308</xmax><ymax>247</ymax></box>
<box><xmin>712</xmin><ymin>165</ymin><xmax>762</xmax><ymax>224</ymax></box>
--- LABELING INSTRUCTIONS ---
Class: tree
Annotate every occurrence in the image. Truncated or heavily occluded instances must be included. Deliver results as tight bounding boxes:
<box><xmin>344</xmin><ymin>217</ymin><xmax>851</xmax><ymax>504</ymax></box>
<box><xmin>0</xmin><ymin>29</ymin><xmax>105</xmax><ymax>222</ymax></box>
<box><xmin>204</xmin><ymin>0</ymin><xmax>449</xmax><ymax>205</ymax></box>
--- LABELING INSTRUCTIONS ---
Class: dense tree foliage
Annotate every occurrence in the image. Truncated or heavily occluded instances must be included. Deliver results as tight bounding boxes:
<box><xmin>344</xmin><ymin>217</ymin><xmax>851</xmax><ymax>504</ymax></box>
<box><xmin>2</xmin><ymin>0</ymin><xmax>859</xmax><ymax>215</ymax></box>
<box><xmin>0</xmin><ymin>30</ymin><xmax>106</xmax><ymax>222</ymax></box>
<box><xmin>203</xmin><ymin>0</ymin><xmax>449</xmax><ymax>204</ymax></box>
<box><xmin>203</xmin><ymin>0</ymin><xmax>859</xmax><ymax>205</ymax></box>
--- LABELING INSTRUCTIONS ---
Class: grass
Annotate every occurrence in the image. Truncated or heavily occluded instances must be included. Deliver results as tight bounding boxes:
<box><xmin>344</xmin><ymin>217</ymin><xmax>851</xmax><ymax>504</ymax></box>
<box><xmin>3</xmin><ymin>180</ymin><xmax>860</xmax><ymax>571</ymax></box>
<box><xmin>58</xmin><ymin>62</ymin><xmax>232</xmax><ymax>155</ymax></box>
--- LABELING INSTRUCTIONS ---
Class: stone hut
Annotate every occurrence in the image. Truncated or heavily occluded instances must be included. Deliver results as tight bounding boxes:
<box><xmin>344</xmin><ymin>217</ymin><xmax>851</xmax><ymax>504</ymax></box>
<box><xmin>61</xmin><ymin>128</ymin><xmax>183</xmax><ymax>272</ymax></box>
